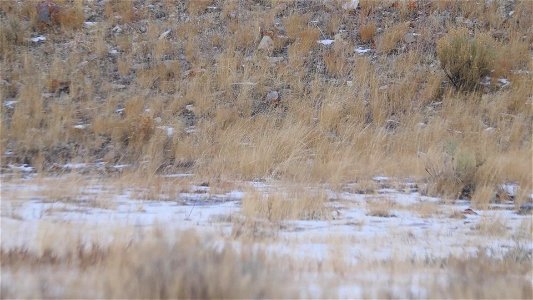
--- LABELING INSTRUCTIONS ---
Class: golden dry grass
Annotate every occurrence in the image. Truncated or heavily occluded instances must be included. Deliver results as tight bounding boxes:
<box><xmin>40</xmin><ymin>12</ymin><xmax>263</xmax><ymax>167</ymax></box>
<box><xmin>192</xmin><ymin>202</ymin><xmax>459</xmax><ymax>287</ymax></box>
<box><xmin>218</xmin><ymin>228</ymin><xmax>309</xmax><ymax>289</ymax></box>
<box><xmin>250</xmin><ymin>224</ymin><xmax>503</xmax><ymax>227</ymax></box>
<box><xmin>359</xmin><ymin>21</ymin><xmax>376</xmax><ymax>43</ymax></box>
<box><xmin>2</xmin><ymin>0</ymin><xmax>532</xmax><ymax>293</ymax></box>
<box><xmin>242</xmin><ymin>189</ymin><xmax>330</xmax><ymax>221</ymax></box>
<box><xmin>0</xmin><ymin>1</ymin><xmax>531</xmax><ymax>204</ymax></box>
<box><xmin>0</xmin><ymin>229</ymin><xmax>293</xmax><ymax>299</ymax></box>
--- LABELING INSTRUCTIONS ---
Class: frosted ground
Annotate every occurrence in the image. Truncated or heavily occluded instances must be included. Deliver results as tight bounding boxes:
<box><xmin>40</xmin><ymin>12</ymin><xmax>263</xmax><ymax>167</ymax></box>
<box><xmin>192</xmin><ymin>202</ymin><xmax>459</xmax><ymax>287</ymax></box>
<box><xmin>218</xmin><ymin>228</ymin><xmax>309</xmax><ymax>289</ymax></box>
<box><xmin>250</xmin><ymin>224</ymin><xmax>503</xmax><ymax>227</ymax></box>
<box><xmin>1</xmin><ymin>172</ymin><xmax>531</xmax><ymax>298</ymax></box>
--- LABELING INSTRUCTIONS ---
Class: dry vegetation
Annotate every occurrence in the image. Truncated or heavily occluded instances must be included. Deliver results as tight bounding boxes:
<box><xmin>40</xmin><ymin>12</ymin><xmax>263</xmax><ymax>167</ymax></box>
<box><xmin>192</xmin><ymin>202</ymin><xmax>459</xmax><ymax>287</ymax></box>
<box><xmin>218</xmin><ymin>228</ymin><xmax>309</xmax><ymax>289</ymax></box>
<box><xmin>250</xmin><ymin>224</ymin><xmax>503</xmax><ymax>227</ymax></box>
<box><xmin>1</xmin><ymin>0</ymin><xmax>531</xmax><ymax>202</ymax></box>
<box><xmin>242</xmin><ymin>189</ymin><xmax>330</xmax><ymax>221</ymax></box>
<box><xmin>1</xmin><ymin>0</ymin><xmax>532</xmax><ymax>298</ymax></box>
<box><xmin>1</xmin><ymin>221</ymin><xmax>530</xmax><ymax>299</ymax></box>
<box><xmin>1</xmin><ymin>228</ymin><xmax>293</xmax><ymax>299</ymax></box>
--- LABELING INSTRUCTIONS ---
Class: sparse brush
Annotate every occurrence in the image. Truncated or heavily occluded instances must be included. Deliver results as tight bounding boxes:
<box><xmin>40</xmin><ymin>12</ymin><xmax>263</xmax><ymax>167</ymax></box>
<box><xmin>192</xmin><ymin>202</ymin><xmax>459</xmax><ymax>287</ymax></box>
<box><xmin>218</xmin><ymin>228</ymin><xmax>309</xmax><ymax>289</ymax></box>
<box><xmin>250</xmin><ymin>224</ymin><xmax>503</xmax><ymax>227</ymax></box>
<box><xmin>0</xmin><ymin>16</ymin><xmax>25</xmax><ymax>47</ymax></box>
<box><xmin>284</xmin><ymin>14</ymin><xmax>308</xmax><ymax>40</ymax></box>
<box><xmin>377</xmin><ymin>22</ymin><xmax>409</xmax><ymax>54</ymax></box>
<box><xmin>471</xmin><ymin>185</ymin><xmax>494</xmax><ymax>209</ymax></box>
<box><xmin>188</xmin><ymin>0</ymin><xmax>212</xmax><ymax>15</ymax></box>
<box><xmin>297</xmin><ymin>27</ymin><xmax>320</xmax><ymax>53</ymax></box>
<box><xmin>235</xmin><ymin>23</ymin><xmax>259</xmax><ymax>51</ymax></box>
<box><xmin>57</xmin><ymin>4</ymin><xmax>84</xmax><ymax>30</ymax></box>
<box><xmin>359</xmin><ymin>22</ymin><xmax>377</xmax><ymax>43</ymax></box>
<box><xmin>0</xmin><ymin>0</ymin><xmax>531</xmax><ymax>201</ymax></box>
<box><xmin>242</xmin><ymin>190</ymin><xmax>330</xmax><ymax>221</ymax></box>
<box><xmin>326</xmin><ymin>14</ymin><xmax>341</xmax><ymax>36</ymax></box>
<box><xmin>366</xmin><ymin>197</ymin><xmax>396</xmax><ymax>217</ymax></box>
<box><xmin>106</xmin><ymin>0</ymin><xmax>135</xmax><ymax>23</ymax></box>
<box><xmin>1</xmin><ymin>229</ymin><xmax>293</xmax><ymax>299</ymax></box>
<box><xmin>437</xmin><ymin>28</ymin><xmax>496</xmax><ymax>91</ymax></box>
<box><xmin>425</xmin><ymin>139</ymin><xmax>487</xmax><ymax>199</ymax></box>
<box><xmin>409</xmin><ymin>202</ymin><xmax>439</xmax><ymax>218</ymax></box>
<box><xmin>475</xmin><ymin>216</ymin><xmax>509</xmax><ymax>237</ymax></box>
<box><xmin>492</xmin><ymin>34</ymin><xmax>531</xmax><ymax>79</ymax></box>
<box><xmin>324</xmin><ymin>42</ymin><xmax>351</xmax><ymax>77</ymax></box>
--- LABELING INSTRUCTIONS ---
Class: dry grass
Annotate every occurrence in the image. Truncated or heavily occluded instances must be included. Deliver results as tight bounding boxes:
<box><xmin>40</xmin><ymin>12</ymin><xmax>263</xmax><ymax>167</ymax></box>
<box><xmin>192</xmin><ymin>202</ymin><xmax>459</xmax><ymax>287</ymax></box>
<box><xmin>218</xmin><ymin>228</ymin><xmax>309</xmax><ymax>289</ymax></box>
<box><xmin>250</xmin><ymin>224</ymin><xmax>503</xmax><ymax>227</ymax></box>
<box><xmin>0</xmin><ymin>0</ymin><xmax>531</xmax><ymax>206</ymax></box>
<box><xmin>475</xmin><ymin>216</ymin><xmax>510</xmax><ymax>237</ymax></box>
<box><xmin>471</xmin><ymin>185</ymin><xmax>495</xmax><ymax>209</ymax></box>
<box><xmin>437</xmin><ymin>28</ymin><xmax>496</xmax><ymax>91</ymax></box>
<box><xmin>428</xmin><ymin>252</ymin><xmax>532</xmax><ymax>299</ymax></box>
<box><xmin>377</xmin><ymin>21</ymin><xmax>409</xmax><ymax>54</ymax></box>
<box><xmin>2</xmin><ymin>222</ymin><xmax>531</xmax><ymax>299</ymax></box>
<box><xmin>0</xmin><ymin>0</ymin><xmax>533</xmax><ymax>299</ymax></box>
<box><xmin>359</xmin><ymin>22</ymin><xmax>377</xmax><ymax>43</ymax></box>
<box><xmin>188</xmin><ymin>0</ymin><xmax>212</xmax><ymax>16</ymax></box>
<box><xmin>242</xmin><ymin>189</ymin><xmax>330</xmax><ymax>222</ymax></box>
<box><xmin>408</xmin><ymin>201</ymin><xmax>440</xmax><ymax>218</ymax></box>
<box><xmin>0</xmin><ymin>229</ymin><xmax>293</xmax><ymax>299</ymax></box>
<box><xmin>366</xmin><ymin>197</ymin><xmax>396</xmax><ymax>217</ymax></box>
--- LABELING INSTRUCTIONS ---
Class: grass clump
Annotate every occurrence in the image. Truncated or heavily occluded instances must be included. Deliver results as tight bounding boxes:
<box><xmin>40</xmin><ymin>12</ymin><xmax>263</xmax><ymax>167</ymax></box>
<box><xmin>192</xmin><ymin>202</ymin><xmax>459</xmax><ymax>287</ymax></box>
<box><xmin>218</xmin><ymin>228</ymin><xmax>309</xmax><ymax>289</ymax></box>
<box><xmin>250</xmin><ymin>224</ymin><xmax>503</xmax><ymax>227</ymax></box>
<box><xmin>425</xmin><ymin>141</ymin><xmax>485</xmax><ymax>199</ymax></box>
<box><xmin>377</xmin><ymin>22</ymin><xmax>409</xmax><ymax>54</ymax></box>
<box><xmin>366</xmin><ymin>197</ymin><xmax>397</xmax><ymax>217</ymax></box>
<box><xmin>242</xmin><ymin>190</ymin><xmax>330</xmax><ymax>222</ymax></box>
<box><xmin>437</xmin><ymin>28</ymin><xmax>496</xmax><ymax>91</ymax></box>
<box><xmin>359</xmin><ymin>22</ymin><xmax>377</xmax><ymax>43</ymax></box>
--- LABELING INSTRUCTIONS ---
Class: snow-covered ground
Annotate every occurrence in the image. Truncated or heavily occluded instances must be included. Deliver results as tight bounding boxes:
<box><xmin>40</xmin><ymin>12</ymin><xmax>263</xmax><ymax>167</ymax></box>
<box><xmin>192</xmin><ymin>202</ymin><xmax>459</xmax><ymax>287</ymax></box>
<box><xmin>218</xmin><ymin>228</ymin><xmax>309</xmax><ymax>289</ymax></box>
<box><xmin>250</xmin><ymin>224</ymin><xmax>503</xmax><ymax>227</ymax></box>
<box><xmin>1</xmin><ymin>175</ymin><xmax>531</xmax><ymax>297</ymax></box>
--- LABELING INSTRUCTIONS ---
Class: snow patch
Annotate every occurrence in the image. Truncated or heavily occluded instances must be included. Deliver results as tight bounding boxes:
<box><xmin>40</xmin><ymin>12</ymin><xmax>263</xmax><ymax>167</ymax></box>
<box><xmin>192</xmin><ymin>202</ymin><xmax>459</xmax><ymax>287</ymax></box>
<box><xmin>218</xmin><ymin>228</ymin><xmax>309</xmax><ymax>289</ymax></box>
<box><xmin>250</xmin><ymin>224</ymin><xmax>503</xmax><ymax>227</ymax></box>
<box><xmin>355</xmin><ymin>47</ymin><xmax>371</xmax><ymax>54</ymax></box>
<box><xmin>318</xmin><ymin>39</ymin><xmax>335</xmax><ymax>46</ymax></box>
<box><xmin>342</xmin><ymin>0</ymin><xmax>359</xmax><ymax>10</ymax></box>
<box><xmin>30</xmin><ymin>36</ymin><xmax>46</xmax><ymax>43</ymax></box>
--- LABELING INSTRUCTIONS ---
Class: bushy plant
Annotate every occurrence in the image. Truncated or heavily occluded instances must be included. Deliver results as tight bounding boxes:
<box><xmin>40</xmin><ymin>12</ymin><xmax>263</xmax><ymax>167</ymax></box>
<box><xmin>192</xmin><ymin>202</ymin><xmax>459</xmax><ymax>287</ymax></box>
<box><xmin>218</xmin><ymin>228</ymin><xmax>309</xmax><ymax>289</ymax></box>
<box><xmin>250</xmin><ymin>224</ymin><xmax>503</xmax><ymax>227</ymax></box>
<box><xmin>437</xmin><ymin>29</ymin><xmax>496</xmax><ymax>91</ymax></box>
<box><xmin>425</xmin><ymin>140</ymin><xmax>485</xmax><ymax>199</ymax></box>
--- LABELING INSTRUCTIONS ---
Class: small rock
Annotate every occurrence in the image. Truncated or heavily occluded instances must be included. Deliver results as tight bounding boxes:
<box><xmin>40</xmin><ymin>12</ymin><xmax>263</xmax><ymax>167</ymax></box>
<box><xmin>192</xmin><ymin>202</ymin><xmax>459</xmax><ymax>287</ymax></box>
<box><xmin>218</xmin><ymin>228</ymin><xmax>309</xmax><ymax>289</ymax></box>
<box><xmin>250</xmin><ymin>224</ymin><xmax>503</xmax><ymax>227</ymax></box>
<box><xmin>111</xmin><ymin>84</ymin><xmax>126</xmax><ymax>90</ymax></box>
<box><xmin>480</xmin><ymin>76</ymin><xmax>491</xmax><ymax>87</ymax></box>
<box><xmin>132</xmin><ymin>63</ymin><xmax>149</xmax><ymax>71</ymax></box>
<box><xmin>258</xmin><ymin>35</ymin><xmax>274</xmax><ymax>52</ymax></box>
<box><xmin>159</xmin><ymin>29</ymin><xmax>171</xmax><ymax>40</ymax></box>
<box><xmin>404</xmin><ymin>32</ymin><xmax>416</xmax><ymax>44</ymax></box>
<box><xmin>266</xmin><ymin>90</ymin><xmax>280</xmax><ymax>105</ymax></box>
<box><xmin>342</xmin><ymin>0</ymin><xmax>359</xmax><ymax>10</ymax></box>
<box><xmin>463</xmin><ymin>208</ymin><xmax>478</xmax><ymax>215</ymax></box>
<box><xmin>498</xmin><ymin>78</ymin><xmax>510</xmax><ymax>88</ymax></box>
<box><xmin>267</xmin><ymin>56</ymin><xmax>284</xmax><ymax>64</ymax></box>
<box><xmin>83</xmin><ymin>21</ymin><xmax>97</xmax><ymax>29</ymax></box>
<box><xmin>154</xmin><ymin>11</ymin><xmax>166</xmax><ymax>19</ymax></box>
<box><xmin>36</xmin><ymin>0</ymin><xmax>60</xmax><ymax>25</ymax></box>
<box><xmin>385</xmin><ymin>119</ymin><xmax>399</xmax><ymax>131</ymax></box>
<box><xmin>112</xmin><ymin>25</ymin><xmax>122</xmax><ymax>34</ymax></box>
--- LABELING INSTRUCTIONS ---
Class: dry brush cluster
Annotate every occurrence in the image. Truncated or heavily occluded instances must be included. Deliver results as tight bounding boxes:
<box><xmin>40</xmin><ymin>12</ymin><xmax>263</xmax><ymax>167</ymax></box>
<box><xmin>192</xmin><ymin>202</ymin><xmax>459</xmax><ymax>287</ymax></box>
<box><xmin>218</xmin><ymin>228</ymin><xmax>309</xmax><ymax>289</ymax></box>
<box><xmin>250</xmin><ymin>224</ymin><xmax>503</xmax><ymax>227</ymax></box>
<box><xmin>1</xmin><ymin>224</ymin><xmax>531</xmax><ymax>298</ymax></box>
<box><xmin>0</xmin><ymin>0</ymin><xmax>531</xmax><ymax>203</ymax></box>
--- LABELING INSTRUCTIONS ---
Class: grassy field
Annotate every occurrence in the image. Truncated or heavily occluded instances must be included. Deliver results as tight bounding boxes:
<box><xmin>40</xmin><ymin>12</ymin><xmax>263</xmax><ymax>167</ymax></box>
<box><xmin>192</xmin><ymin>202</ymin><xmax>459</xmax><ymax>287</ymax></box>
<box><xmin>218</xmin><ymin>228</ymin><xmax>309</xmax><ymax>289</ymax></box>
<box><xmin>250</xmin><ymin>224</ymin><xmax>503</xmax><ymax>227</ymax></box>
<box><xmin>1</xmin><ymin>0</ymin><xmax>532</xmax><ymax>298</ymax></box>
